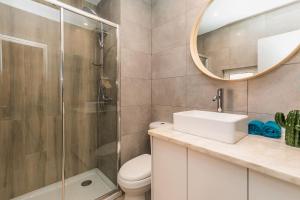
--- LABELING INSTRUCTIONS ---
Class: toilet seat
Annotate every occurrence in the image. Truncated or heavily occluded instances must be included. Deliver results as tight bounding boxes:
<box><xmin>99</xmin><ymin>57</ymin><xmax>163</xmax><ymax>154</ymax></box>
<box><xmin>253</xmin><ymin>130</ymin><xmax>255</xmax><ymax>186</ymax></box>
<box><xmin>118</xmin><ymin>175</ymin><xmax>151</xmax><ymax>189</ymax></box>
<box><xmin>118</xmin><ymin>154</ymin><xmax>151</xmax><ymax>189</ymax></box>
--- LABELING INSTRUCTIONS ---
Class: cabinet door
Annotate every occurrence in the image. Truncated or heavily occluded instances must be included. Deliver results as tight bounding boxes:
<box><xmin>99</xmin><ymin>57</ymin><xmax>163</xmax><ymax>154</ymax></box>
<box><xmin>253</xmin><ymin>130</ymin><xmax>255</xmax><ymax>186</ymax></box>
<box><xmin>188</xmin><ymin>149</ymin><xmax>247</xmax><ymax>200</ymax></box>
<box><xmin>249</xmin><ymin>170</ymin><xmax>300</xmax><ymax>200</ymax></box>
<box><xmin>151</xmin><ymin>138</ymin><xmax>187</xmax><ymax>200</ymax></box>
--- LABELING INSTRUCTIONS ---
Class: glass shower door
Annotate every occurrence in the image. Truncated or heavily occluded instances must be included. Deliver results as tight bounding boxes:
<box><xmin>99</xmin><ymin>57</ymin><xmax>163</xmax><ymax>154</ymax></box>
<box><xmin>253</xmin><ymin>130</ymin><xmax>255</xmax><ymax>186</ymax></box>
<box><xmin>62</xmin><ymin>9</ymin><xmax>119</xmax><ymax>200</ymax></box>
<box><xmin>0</xmin><ymin>1</ymin><xmax>62</xmax><ymax>200</ymax></box>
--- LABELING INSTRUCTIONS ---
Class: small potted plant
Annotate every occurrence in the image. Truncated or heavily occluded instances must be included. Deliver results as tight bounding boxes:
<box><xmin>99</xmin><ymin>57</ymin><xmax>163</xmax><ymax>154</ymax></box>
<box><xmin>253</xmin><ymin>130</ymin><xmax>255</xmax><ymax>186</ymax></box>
<box><xmin>275</xmin><ymin>110</ymin><xmax>300</xmax><ymax>147</ymax></box>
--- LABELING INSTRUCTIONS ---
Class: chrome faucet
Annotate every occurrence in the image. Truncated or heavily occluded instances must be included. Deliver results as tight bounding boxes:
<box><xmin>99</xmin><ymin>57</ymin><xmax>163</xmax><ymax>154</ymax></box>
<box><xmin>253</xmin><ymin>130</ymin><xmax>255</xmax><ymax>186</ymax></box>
<box><xmin>212</xmin><ymin>88</ymin><xmax>224</xmax><ymax>112</ymax></box>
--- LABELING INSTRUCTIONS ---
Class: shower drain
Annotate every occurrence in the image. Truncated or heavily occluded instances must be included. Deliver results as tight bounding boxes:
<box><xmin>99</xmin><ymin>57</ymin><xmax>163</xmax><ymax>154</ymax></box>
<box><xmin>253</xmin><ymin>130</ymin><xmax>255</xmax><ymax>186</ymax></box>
<box><xmin>81</xmin><ymin>180</ymin><xmax>93</xmax><ymax>187</ymax></box>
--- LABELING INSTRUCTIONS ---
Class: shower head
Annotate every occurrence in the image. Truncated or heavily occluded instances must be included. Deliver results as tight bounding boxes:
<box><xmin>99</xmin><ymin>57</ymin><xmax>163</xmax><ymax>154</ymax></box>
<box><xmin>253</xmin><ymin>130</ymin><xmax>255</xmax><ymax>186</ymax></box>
<box><xmin>82</xmin><ymin>6</ymin><xmax>98</xmax><ymax>16</ymax></box>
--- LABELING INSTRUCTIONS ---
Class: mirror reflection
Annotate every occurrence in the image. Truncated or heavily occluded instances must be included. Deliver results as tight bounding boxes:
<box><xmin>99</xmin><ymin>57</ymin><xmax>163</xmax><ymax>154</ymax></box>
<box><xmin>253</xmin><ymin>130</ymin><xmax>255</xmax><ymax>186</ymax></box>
<box><xmin>197</xmin><ymin>0</ymin><xmax>300</xmax><ymax>80</ymax></box>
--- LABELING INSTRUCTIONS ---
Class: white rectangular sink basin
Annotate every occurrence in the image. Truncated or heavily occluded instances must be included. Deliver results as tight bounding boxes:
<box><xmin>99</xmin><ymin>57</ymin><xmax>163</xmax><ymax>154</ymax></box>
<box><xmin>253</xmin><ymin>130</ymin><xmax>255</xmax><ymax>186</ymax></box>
<box><xmin>173</xmin><ymin>110</ymin><xmax>248</xmax><ymax>144</ymax></box>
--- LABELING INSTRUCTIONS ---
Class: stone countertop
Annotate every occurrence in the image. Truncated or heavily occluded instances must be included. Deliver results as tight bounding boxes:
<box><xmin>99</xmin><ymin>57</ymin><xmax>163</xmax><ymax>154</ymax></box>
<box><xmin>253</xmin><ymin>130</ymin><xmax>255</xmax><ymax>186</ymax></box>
<box><xmin>148</xmin><ymin>127</ymin><xmax>300</xmax><ymax>187</ymax></box>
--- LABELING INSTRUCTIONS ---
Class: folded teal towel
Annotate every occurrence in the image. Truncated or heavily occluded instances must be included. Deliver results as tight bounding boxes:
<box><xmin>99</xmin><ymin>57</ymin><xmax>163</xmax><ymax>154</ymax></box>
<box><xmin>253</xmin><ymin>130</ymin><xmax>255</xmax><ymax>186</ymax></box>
<box><xmin>263</xmin><ymin>121</ymin><xmax>281</xmax><ymax>139</ymax></box>
<box><xmin>248</xmin><ymin>120</ymin><xmax>264</xmax><ymax>135</ymax></box>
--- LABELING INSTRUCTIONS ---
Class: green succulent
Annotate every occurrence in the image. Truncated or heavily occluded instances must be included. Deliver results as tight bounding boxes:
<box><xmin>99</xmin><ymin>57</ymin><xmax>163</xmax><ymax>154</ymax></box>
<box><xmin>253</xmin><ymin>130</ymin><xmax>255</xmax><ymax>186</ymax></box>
<box><xmin>275</xmin><ymin>110</ymin><xmax>300</xmax><ymax>147</ymax></box>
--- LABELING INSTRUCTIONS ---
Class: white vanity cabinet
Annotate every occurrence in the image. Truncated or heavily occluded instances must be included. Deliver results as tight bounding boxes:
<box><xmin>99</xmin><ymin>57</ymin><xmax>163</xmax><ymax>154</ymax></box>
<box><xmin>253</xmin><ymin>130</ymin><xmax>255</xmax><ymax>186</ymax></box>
<box><xmin>151</xmin><ymin>138</ymin><xmax>187</xmax><ymax>200</ymax></box>
<box><xmin>249</xmin><ymin>170</ymin><xmax>300</xmax><ymax>200</ymax></box>
<box><xmin>188</xmin><ymin>149</ymin><xmax>247</xmax><ymax>200</ymax></box>
<box><xmin>151</xmin><ymin>138</ymin><xmax>247</xmax><ymax>200</ymax></box>
<box><xmin>151</xmin><ymin>136</ymin><xmax>300</xmax><ymax>200</ymax></box>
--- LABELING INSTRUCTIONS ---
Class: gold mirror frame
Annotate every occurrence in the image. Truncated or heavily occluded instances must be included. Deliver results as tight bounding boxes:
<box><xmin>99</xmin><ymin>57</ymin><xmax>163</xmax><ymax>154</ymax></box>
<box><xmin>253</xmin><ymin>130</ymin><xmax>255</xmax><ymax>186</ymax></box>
<box><xmin>190</xmin><ymin>0</ymin><xmax>300</xmax><ymax>81</ymax></box>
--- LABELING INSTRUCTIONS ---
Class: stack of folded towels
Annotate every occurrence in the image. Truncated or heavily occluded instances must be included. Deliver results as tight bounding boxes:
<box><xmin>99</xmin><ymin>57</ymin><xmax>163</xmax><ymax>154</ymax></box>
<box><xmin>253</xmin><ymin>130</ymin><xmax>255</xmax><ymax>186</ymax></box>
<box><xmin>248</xmin><ymin>120</ymin><xmax>281</xmax><ymax>139</ymax></box>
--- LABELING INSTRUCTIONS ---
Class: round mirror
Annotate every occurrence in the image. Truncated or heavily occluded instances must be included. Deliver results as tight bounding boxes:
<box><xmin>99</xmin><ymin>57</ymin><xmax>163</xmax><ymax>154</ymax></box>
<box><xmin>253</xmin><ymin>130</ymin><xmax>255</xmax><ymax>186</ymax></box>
<box><xmin>190</xmin><ymin>0</ymin><xmax>300</xmax><ymax>80</ymax></box>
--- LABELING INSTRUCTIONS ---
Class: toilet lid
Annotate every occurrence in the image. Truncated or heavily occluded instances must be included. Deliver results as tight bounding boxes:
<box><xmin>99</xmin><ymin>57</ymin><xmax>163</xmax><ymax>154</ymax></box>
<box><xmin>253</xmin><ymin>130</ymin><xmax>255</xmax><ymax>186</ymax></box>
<box><xmin>119</xmin><ymin>154</ymin><xmax>151</xmax><ymax>181</ymax></box>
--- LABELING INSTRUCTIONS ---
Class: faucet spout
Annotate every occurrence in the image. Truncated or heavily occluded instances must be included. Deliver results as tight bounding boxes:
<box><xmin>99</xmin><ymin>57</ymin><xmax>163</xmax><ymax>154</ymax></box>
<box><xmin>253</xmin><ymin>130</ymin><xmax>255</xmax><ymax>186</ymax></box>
<box><xmin>212</xmin><ymin>88</ymin><xmax>224</xmax><ymax>112</ymax></box>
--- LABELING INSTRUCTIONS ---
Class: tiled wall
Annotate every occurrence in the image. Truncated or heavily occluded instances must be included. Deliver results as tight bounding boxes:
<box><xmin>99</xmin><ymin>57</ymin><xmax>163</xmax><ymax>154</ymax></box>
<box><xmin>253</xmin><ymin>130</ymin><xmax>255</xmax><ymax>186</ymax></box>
<box><xmin>151</xmin><ymin>0</ymin><xmax>300</xmax><ymax>123</ymax></box>
<box><xmin>120</xmin><ymin>0</ymin><xmax>152</xmax><ymax>164</ymax></box>
<box><xmin>98</xmin><ymin>0</ymin><xmax>152</xmax><ymax>165</ymax></box>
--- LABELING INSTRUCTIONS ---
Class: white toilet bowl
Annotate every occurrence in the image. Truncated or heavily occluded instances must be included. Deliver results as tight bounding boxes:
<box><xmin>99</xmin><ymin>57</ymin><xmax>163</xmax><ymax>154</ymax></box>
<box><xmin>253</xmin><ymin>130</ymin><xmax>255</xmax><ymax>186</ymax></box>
<box><xmin>118</xmin><ymin>154</ymin><xmax>151</xmax><ymax>200</ymax></box>
<box><xmin>118</xmin><ymin>122</ymin><xmax>172</xmax><ymax>200</ymax></box>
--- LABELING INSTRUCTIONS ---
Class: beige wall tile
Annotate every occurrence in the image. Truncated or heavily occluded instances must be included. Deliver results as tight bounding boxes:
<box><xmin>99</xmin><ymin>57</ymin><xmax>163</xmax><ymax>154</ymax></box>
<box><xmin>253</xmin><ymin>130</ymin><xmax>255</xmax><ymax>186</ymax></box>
<box><xmin>152</xmin><ymin>45</ymin><xmax>187</xmax><ymax>79</ymax></box>
<box><xmin>186</xmin><ymin>0</ymin><xmax>210</xmax><ymax>12</ymax></box>
<box><xmin>187</xmin><ymin>46</ymin><xmax>202</xmax><ymax>76</ymax></box>
<box><xmin>121</xmin><ymin>105</ymin><xmax>152</xmax><ymax>135</ymax></box>
<box><xmin>121</xmin><ymin>0</ymin><xmax>151</xmax><ymax>29</ymax></box>
<box><xmin>186</xmin><ymin>7</ymin><xmax>205</xmax><ymax>44</ymax></box>
<box><xmin>248</xmin><ymin>63</ymin><xmax>300</xmax><ymax>114</ymax></box>
<box><xmin>152</xmin><ymin>0</ymin><xmax>186</xmax><ymax>28</ymax></box>
<box><xmin>121</xmin><ymin>132</ymin><xmax>150</xmax><ymax>165</ymax></box>
<box><xmin>186</xmin><ymin>75</ymin><xmax>248</xmax><ymax>112</ymax></box>
<box><xmin>119</xmin><ymin>0</ymin><xmax>152</xmax><ymax>175</ymax></box>
<box><xmin>121</xmin><ymin>78</ymin><xmax>151</xmax><ymax>106</ymax></box>
<box><xmin>121</xmin><ymin>48</ymin><xmax>151</xmax><ymax>79</ymax></box>
<box><xmin>247</xmin><ymin>113</ymin><xmax>275</xmax><ymax>123</ymax></box>
<box><xmin>151</xmin><ymin>105</ymin><xmax>185</xmax><ymax>122</ymax></box>
<box><xmin>152</xmin><ymin>77</ymin><xmax>186</xmax><ymax>107</ymax></box>
<box><xmin>152</xmin><ymin>15</ymin><xmax>186</xmax><ymax>54</ymax></box>
<box><xmin>121</xmin><ymin>19</ymin><xmax>151</xmax><ymax>54</ymax></box>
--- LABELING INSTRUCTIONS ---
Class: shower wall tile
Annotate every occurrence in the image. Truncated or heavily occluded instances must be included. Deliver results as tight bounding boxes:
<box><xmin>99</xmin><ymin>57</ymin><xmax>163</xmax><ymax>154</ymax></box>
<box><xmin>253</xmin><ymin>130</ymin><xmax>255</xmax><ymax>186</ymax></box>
<box><xmin>0</xmin><ymin>27</ymin><xmax>62</xmax><ymax>199</ymax></box>
<box><xmin>97</xmin><ymin>152</ymin><xmax>118</xmax><ymax>186</ymax></box>
<box><xmin>25</xmin><ymin>152</ymin><xmax>47</xmax><ymax>192</ymax></box>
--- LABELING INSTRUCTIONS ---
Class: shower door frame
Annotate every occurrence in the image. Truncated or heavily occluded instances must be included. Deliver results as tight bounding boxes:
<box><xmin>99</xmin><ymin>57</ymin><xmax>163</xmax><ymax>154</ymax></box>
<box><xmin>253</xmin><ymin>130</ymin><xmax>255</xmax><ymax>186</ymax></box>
<box><xmin>43</xmin><ymin>1</ymin><xmax>121</xmax><ymax>199</ymax></box>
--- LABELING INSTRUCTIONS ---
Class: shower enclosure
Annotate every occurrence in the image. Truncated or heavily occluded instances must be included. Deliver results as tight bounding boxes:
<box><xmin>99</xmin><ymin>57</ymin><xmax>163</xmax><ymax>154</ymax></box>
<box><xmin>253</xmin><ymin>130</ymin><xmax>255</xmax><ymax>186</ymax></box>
<box><xmin>0</xmin><ymin>0</ymin><xmax>120</xmax><ymax>200</ymax></box>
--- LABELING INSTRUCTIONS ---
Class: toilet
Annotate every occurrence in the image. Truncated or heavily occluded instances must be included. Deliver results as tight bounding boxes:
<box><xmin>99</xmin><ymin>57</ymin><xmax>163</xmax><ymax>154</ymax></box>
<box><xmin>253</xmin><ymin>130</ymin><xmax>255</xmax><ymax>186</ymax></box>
<box><xmin>118</xmin><ymin>122</ymin><xmax>172</xmax><ymax>200</ymax></box>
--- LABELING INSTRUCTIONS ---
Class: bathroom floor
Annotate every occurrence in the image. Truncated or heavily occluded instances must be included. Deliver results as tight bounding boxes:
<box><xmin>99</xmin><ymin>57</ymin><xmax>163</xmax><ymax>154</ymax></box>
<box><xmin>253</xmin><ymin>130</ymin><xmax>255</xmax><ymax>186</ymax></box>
<box><xmin>12</xmin><ymin>169</ymin><xmax>117</xmax><ymax>200</ymax></box>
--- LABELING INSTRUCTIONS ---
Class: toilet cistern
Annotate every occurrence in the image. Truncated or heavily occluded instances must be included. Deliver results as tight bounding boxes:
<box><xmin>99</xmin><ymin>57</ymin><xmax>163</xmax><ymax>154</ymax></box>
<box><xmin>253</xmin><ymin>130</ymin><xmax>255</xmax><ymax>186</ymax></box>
<box><xmin>212</xmin><ymin>88</ymin><xmax>224</xmax><ymax>112</ymax></box>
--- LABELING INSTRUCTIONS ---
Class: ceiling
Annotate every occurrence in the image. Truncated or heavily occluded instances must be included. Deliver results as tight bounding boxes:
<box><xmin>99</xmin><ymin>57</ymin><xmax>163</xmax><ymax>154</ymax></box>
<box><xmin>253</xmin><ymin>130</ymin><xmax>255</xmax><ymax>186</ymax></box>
<box><xmin>199</xmin><ymin>0</ymin><xmax>299</xmax><ymax>35</ymax></box>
